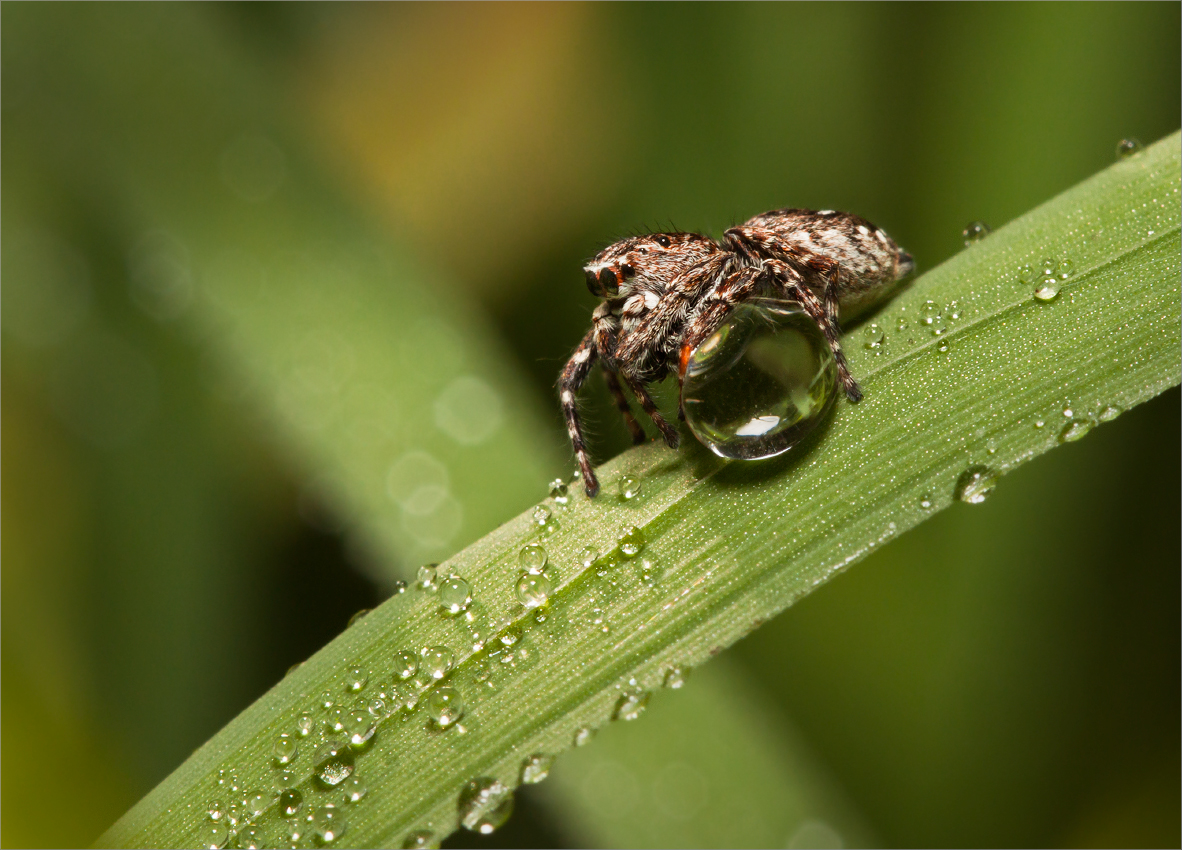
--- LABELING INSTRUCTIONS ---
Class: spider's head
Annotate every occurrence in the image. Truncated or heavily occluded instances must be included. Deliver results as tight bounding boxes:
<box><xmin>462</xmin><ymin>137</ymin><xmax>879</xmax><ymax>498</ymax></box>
<box><xmin>583</xmin><ymin>232</ymin><xmax>719</xmax><ymax>298</ymax></box>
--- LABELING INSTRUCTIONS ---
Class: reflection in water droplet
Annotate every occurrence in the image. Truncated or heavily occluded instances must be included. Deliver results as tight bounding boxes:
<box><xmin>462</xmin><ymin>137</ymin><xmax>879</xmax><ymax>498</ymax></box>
<box><xmin>394</xmin><ymin>651</ymin><xmax>418</xmax><ymax>681</ymax></box>
<box><xmin>1033</xmin><ymin>280</ymin><xmax>1060</xmax><ymax>301</ymax></box>
<box><xmin>549</xmin><ymin>478</ymin><xmax>569</xmax><ymax>505</ymax></box>
<box><xmin>1116</xmin><ymin>138</ymin><xmax>1143</xmax><ymax>159</ymax></box>
<box><xmin>279</xmin><ymin>789</ymin><xmax>303</xmax><ymax>818</ymax></box>
<box><xmin>459</xmin><ymin>778</ymin><xmax>515</xmax><ymax>834</ymax></box>
<box><xmin>962</xmin><ymin>221</ymin><xmax>991</xmax><ymax>245</ymax></box>
<box><xmin>313</xmin><ymin>804</ymin><xmax>346</xmax><ymax>844</ymax></box>
<box><xmin>681</xmin><ymin>302</ymin><xmax>838</xmax><ymax>461</ymax></box>
<box><xmin>342</xmin><ymin>777</ymin><xmax>368</xmax><ymax>804</ymax></box>
<box><xmin>402</xmin><ymin>830</ymin><xmax>438</xmax><ymax>849</ymax></box>
<box><xmin>515</xmin><ymin>572</ymin><xmax>552</xmax><ymax>609</ymax></box>
<box><xmin>862</xmin><ymin>323</ymin><xmax>884</xmax><ymax>350</ymax></box>
<box><xmin>427</xmin><ymin>686</ymin><xmax>465</xmax><ymax>728</ymax></box>
<box><xmin>574</xmin><ymin>727</ymin><xmax>595</xmax><ymax>747</ymax></box>
<box><xmin>663</xmin><ymin>666</ymin><xmax>689</xmax><ymax>689</ymax></box>
<box><xmin>520</xmin><ymin>753</ymin><xmax>554</xmax><ymax>785</ymax></box>
<box><xmin>438</xmin><ymin>575</ymin><xmax>473</xmax><ymax>614</ymax></box>
<box><xmin>314</xmin><ymin>741</ymin><xmax>355</xmax><ymax>787</ymax></box>
<box><xmin>576</xmin><ymin>546</ymin><xmax>599</xmax><ymax>568</ymax></box>
<box><xmin>618</xmin><ymin>475</ymin><xmax>642</xmax><ymax>501</ymax></box>
<box><xmin>618</xmin><ymin>527</ymin><xmax>646</xmax><ymax>558</ymax></box>
<box><xmin>614</xmin><ymin>691</ymin><xmax>650</xmax><ymax>721</ymax></box>
<box><xmin>420</xmin><ymin>646</ymin><xmax>454</xmax><ymax>680</ymax></box>
<box><xmin>1060</xmin><ymin>419</ymin><xmax>1094</xmax><ymax>442</ymax></box>
<box><xmin>955</xmin><ymin>466</ymin><xmax>998</xmax><ymax>504</ymax></box>
<box><xmin>518</xmin><ymin>544</ymin><xmax>548</xmax><ymax>574</ymax></box>
<box><xmin>272</xmin><ymin>733</ymin><xmax>298</xmax><ymax>766</ymax></box>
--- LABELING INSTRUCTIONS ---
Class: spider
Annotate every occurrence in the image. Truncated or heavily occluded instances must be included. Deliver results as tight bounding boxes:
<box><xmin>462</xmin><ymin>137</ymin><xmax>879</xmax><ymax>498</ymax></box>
<box><xmin>560</xmin><ymin>208</ymin><xmax>915</xmax><ymax>497</ymax></box>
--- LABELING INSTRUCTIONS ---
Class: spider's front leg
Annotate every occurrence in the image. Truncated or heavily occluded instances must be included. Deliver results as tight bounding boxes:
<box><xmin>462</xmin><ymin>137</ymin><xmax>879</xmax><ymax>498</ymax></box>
<box><xmin>559</xmin><ymin>329</ymin><xmax>602</xmax><ymax>497</ymax></box>
<box><xmin>621</xmin><ymin>373</ymin><xmax>680</xmax><ymax>450</ymax></box>
<box><xmin>602</xmin><ymin>369</ymin><xmax>647</xmax><ymax>445</ymax></box>
<box><xmin>764</xmin><ymin>259</ymin><xmax>862</xmax><ymax>402</ymax></box>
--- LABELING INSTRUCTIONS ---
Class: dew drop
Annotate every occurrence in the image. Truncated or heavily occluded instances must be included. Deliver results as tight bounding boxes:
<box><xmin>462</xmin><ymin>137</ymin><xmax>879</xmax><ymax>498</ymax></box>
<box><xmin>394</xmin><ymin>651</ymin><xmax>418</xmax><ymax>681</ymax></box>
<box><xmin>895</xmin><ymin>317</ymin><xmax>909</xmax><ymax>332</ymax></box>
<box><xmin>1098</xmin><ymin>405</ymin><xmax>1122</xmax><ymax>422</ymax></box>
<box><xmin>437</xmin><ymin>575</ymin><xmax>473</xmax><ymax>615</ymax></box>
<box><xmin>347</xmin><ymin>608</ymin><xmax>371</xmax><ymax>628</ymax></box>
<box><xmin>244</xmin><ymin>791</ymin><xmax>268</xmax><ymax>818</ymax></box>
<box><xmin>1060</xmin><ymin>418</ymin><xmax>1094</xmax><ymax>443</ymax></box>
<box><xmin>393</xmin><ymin>579</ymin><xmax>408</xmax><ymax>594</ymax></box>
<box><xmin>955</xmin><ymin>466</ymin><xmax>998</xmax><ymax>504</ymax></box>
<box><xmin>1116</xmin><ymin>138</ymin><xmax>1142</xmax><ymax>159</ymax></box>
<box><xmin>279</xmin><ymin>789</ymin><xmax>303</xmax><ymax>818</ymax></box>
<box><xmin>342</xmin><ymin>777</ymin><xmax>367</xmax><ymax>804</ymax></box>
<box><xmin>614</xmin><ymin>691</ymin><xmax>650</xmax><ymax>721</ymax></box>
<box><xmin>458</xmin><ymin>778</ymin><xmax>515</xmax><ymax>834</ymax></box>
<box><xmin>417</xmin><ymin>564</ymin><xmax>439</xmax><ymax>591</ymax></box>
<box><xmin>1034</xmin><ymin>419</ymin><xmax>1045</xmax><ymax>429</ymax></box>
<box><xmin>919</xmin><ymin>494</ymin><xmax>933</xmax><ymax>510</ymax></box>
<box><xmin>518</xmin><ymin>544</ymin><xmax>548</xmax><ymax>574</ymax></box>
<box><xmin>618</xmin><ymin>526</ymin><xmax>646</xmax><ymax>559</ymax></box>
<box><xmin>203</xmin><ymin>823</ymin><xmax>230</xmax><ymax>849</ymax></box>
<box><xmin>272</xmin><ymin>733</ymin><xmax>298</xmax><ymax>767</ymax></box>
<box><xmin>313</xmin><ymin>741</ymin><xmax>355</xmax><ymax>787</ymax></box>
<box><xmin>208</xmin><ymin>801</ymin><xmax>225</xmax><ymax>822</ymax></box>
<box><xmin>681</xmin><ymin>302</ymin><xmax>838</xmax><ymax>461</ymax></box>
<box><xmin>548</xmin><ymin>478</ymin><xmax>569</xmax><ymax>505</ymax></box>
<box><xmin>574</xmin><ymin>727</ymin><xmax>595</xmax><ymax>747</ymax></box>
<box><xmin>1018</xmin><ymin>263</ymin><xmax>1036</xmax><ymax>284</ymax></box>
<box><xmin>343</xmin><ymin>709</ymin><xmax>375</xmax><ymax>746</ymax></box>
<box><xmin>576</xmin><ymin>546</ymin><xmax>599</xmax><ymax>568</ymax></box>
<box><xmin>1041</xmin><ymin>257</ymin><xmax>1058</xmax><ymax>277</ymax></box>
<box><xmin>1033</xmin><ymin>280</ymin><xmax>1060</xmax><ymax>302</ymax></box>
<box><xmin>402</xmin><ymin>831</ymin><xmax>438</xmax><ymax>849</ymax></box>
<box><xmin>296</xmin><ymin>713</ymin><xmax>315</xmax><ymax>738</ymax></box>
<box><xmin>1057</xmin><ymin>258</ymin><xmax>1075</xmax><ymax>279</ymax></box>
<box><xmin>862</xmin><ymin>323</ymin><xmax>884</xmax><ymax>349</ymax></box>
<box><xmin>520</xmin><ymin>754</ymin><xmax>554</xmax><ymax>785</ymax></box>
<box><xmin>962</xmin><ymin>221</ymin><xmax>991</xmax><ymax>245</ymax></box>
<box><xmin>515</xmin><ymin>572</ymin><xmax>552</xmax><ymax>609</ymax></box>
<box><xmin>345</xmin><ymin>666</ymin><xmax>369</xmax><ymax>693</ymax></box>
<box><xmin>238</xmin><ymin>826</ymin><xmax>265</xmax><ymax>850</ymax></box>
<box><xmin>326</xmin><ymin>706</ymin><xmax>346</xmax><ymax>732</ymax></box>
<box><xmin>312</xmin><ymin>804</ymin><xmax>347</xmax><ymax>843</ymax></box>
<box><xmin>284</xmin><ymin>818</ymin><xmax>306</xmax><ymax>845</ymax></box>
<box><xmin>663</xmin><ymin>666</ymin><xmax>689</xmax><ymax>689</ymax></box>
<box><xmin>426</xmin><ymin>686</ymin><xmax>465</xmax><ymax>728</ymax></box>
<box><xmin>945</xmin><ymin>300</ymin><xmax>961</xmax><ymax>321</ymax></box>
<box><xmin>618</xmin><ymin>475</ymin><xmax>642</xmax><ymax>501</ymax></box>
<box><xmin>531</xmin><ymin>505</ymin><xmax>552</xmax><ymax>526</ymax></box>
<box><xmin>319</xmin><ymin>692</ymin><xmax>335</xmax><ymax>711</ymax></box>
<box><xmin>420</xmin><ymin>646</ymin><xmax>454</xmax><ymax>680</ymax></box>
<box><xmin>919</xmin><ymin>300</ymin><xmax>940</xmax><ymax>325</ymax></box>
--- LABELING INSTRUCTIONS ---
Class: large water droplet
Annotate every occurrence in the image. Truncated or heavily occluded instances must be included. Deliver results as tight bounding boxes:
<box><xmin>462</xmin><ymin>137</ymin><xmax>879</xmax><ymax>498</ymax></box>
<box><xmin>420</xmin><ymin>646</ymin><xmax>454</xmax><ymax>680</ymax></box>
<box><xmin>458</xmin><ymin>778</ymin><xmax>515</xmax><ymax>834</ymax></box>
<box><xmin>955</xmin><ymin>466</ymin><xmax>998</xmax><ymax>504</ymax></box>
<box><xmin>394</xmin><ymin>651</ymin><xmax>418</xmax><ymax>681</ymax></box>
<box><xmin>962</xmin><ymin>221</ymin><xmax>991</xmax><ymax>245</ymax></box>
<box><xmin>681</xmin><ymin>302</ymin><xmax>838</xmax><ymax>461</ymax></box>
<box><xmin>518</xmin><ymin>544</ymin><xmax>548</xmax><ymax>574</ymax></box>
<box><xmin>520</xmin><ymin>753</ymin><xmax>554</xmax><ymax>785</ymax></box>
<box><xmin>618</xmin><ymin>526</ymin><xmax>646</xmax><ymax>558</ymax></box>
<box><xmin>279</xmin><ymin>789</ymin><xmax>303</xmax><ymax>818</ymax></box>
<box><xmin>515</xmin><ymin>572</ymin><xmax>552</xmax><ymax>609</ymax></box>
<box><xmin>614</xmin><ymin>691</ymin><xmax>650</xmax><ymax>721</ymax></box>
<box><xmin>1116</xmin><ymin>138</ymin><xmax>1143</xmax><ymax>159</ymax></box>
<box><xmin>437</xmin><ymin>576</ymin><xmax>473</xmax><ymax>615</ymax></box>
<box><xmin>342</xmin><ymin>777</ymin><xmax>367</xmax><ymax>804</ymax></box>
<box><xmin>272</xmin><ymin>733</ymin><xmax>298</xmax><ymax>767</ymax></box>
<box><xmin>1060</xmin><ymin>418</ymin><xmax>1094</xmax><ymax>443</ymax></box>
<box><xmin>426</xmin><ymin>686</ymin><xmax>465</xmax><ymax>727</ymax></box>
<box><xmin>548</xmin><ymin>478</ymin><xmax>569</xmax><ymax>505</ymax></box>
<box><xmin>312</xmin><ymin>804</ymin><xmax>347</xmax><ymax>843</ymax></box>
<box><xmin>314</xmin><ymin>741</ymin><xmax>356</xmax><ymax>787</ymax></box>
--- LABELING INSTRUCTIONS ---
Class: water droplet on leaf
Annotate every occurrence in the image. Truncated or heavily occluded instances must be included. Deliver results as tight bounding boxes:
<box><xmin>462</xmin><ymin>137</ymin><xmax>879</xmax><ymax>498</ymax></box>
<box><xmin>394</xmin><ymin>651</ymin><xmax>418</xmax><ymax>681</ymax></box>
<box><xmin>420</xmin><ymin>646</ymin><xmax>454</xmax><ymax>680</ymax></box>
<box><xmin>279</xmin><ymin>789</ymin><xmax>303</xmax><ymax>818</ymax></box>
<box><xmin>955</xmin><ymin>466</ymin><xmax>998</xmax><ymax>504</ymax></box>
<box><xmin>521</xmin><ymin>754</ymin><xmax>554</xmax><ymax>785</ymax></box>
<box><xmin>962</xmin><ymin>221</ymin><xmax>991</xmax><ymax>245</ymax></box>
<box><xmin>427</xmin><ymin>686</ymin><xmax>465</xmax><ymax>728</ymax></box>
<box><xmin>518</xmin><ymin>544</ymin><xmax>547</xmax><ymax>574</ymax></box>
<box><xmin>515</xmin><ymin>572</ymin><xmax>552</xmax><ymax>609</ymax></box>
<box><xmin>1116</xmin><ymin>138</ymin><xmax>1142</xmax><ymax>159</ymax></box>
<box><xmin>342</xmin><ymin>777</ymin><xmax>367</xmax><ymax>804</ymax></box>
<box><xmin>272</xmin><ymin>733</ymin><xmax>298</xmax><ymax>766</ymax></box>
<box><xmin>458</xmin><ymin>778</ymin><xmax>515</xmax><ymax>834</ymax></box>
<box><xmin>614</xmin><ymin>691</ymin><xmax>650</xmax><ymax>721</ymax></box>
<box><xmin>548</xmin><ymin>478</ymin><xmax>569</xmax><ymax>505</ymax></box>
<box><xmin>1033</xmin><ymin>280</ymin><xmax>1060</xmax><ymax>301</ymax></box>
<box><xmin>312</xmin><ymin>804</ymin><xmax>346</xmax><ymax>843</ymax></box>
<box><xmin>663</xmin><ymin>666</ymin><xmax>689</xmax><ymax>689</ymax></box>
<box><xmin>437</xmin><ymin>575</ymin><xmax>472</xmax><ymax>614</ymax></box>
<box><xmin>314</xmin><ymin>741</ymin><xmax>355</xmax><ymax>787</ymax></box>
<box><xmin>1060</xmin><ymin>418</ymin><xmax>1094</xmax><ymax>443</ymax></box>
<box><xmin>574</xmin><ymin>727</ymin><xmax>595</xmax><ymax>747</ymax></box>
<box><xmin>618</xmin><ymin>526</ymin><xmax>646</xmax><ymax>558</ymax></box>
<box><xmin>862</xmin><ymin>323</ymin><xmax>884</xmax><ymax>349</ymax></box>
<box><xmin>618</xmin><ymin>475</ymin><xmax>642</xmax><ymax>501</ymax></box>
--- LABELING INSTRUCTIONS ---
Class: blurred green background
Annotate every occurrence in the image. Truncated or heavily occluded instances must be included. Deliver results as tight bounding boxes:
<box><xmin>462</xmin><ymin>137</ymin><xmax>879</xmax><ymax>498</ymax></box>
<box><xmin>2</xmin><ymin>3</ymin><xmax>1178</xmax><ymax>848</ymax></box>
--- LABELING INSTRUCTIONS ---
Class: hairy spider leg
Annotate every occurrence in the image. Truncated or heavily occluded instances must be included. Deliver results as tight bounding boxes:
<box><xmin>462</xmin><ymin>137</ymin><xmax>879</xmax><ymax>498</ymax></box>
<box><xmin>602</xmin><ymin>368</ymin><xmax>647</xmax><ymax>444</ymax></box>
<box><xmin>763</xmin><ymin>259</ymin><xmax>863</xmax><ymax>403</ymax></box>
<box><xmin>621</xmin><ymin>373</ymin><xmax>681</xmax><ymax>450</ymax></box>
<box><xmin>559</xmin><ymin>329</ymin><xmax>602</xmax><ymax>497</ymax></box>
<box><xmin>677</xmin><ymin>266</ymin><xmax>764</xmax><ymax>379</ymax></box>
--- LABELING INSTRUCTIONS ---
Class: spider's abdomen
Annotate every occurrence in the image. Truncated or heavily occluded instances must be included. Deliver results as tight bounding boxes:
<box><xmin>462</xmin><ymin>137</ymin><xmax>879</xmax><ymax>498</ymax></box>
<box><xmin>725</xmin><ymin>208</ymin><xmax>913</xmax><ymax>290</ymax></box>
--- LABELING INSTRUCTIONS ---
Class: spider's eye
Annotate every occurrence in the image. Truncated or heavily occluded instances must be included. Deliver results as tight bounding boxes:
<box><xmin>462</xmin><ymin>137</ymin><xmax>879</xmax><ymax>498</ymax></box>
<box><xmin>655</xmin><ymin>235</ymin><xmax>671</xmax><ymax>248</ymax></box>
<box><xmin>599</xmin><ymin>268</ymin><xmax>619</xmax><ymax>295</ymax></box>
<box><xmin>585</xmin><ymin>268</ymin><xmax>603</xmax><ymax>296</ymax></box>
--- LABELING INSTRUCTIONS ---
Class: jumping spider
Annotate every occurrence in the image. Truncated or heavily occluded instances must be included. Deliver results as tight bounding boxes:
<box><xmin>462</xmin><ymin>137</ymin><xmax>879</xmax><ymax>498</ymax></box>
<box><xmin>559</xmin><ymin>208</ymin><xmax>915</xmax><ymax>497</ymax></box>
